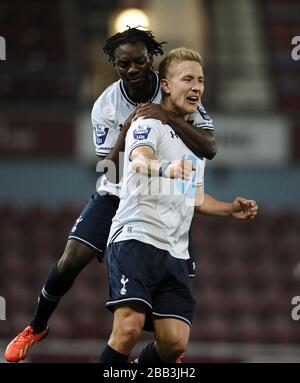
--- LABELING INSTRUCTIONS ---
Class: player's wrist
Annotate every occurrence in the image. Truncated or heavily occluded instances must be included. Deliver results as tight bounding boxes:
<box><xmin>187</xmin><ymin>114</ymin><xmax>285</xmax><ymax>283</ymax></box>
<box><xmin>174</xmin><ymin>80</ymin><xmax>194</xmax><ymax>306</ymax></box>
<box><xmin>229</xmin><ymin>202</ymin><xmax>236</xmax><ymax>217</ymax></box>
<box><xmin>158</xmin><ymin>161</ymin><xmax>171</xmax><ymax>177</ymax></box>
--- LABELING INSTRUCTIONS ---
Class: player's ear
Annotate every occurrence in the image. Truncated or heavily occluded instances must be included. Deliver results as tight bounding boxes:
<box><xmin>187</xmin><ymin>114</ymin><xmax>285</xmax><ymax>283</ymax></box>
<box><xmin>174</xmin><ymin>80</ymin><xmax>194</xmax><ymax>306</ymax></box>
<box><xmin>161</xmin><ymin>79</ymin><xmax>170</xmax><ymax>95</ymax></box>
<box><xmin>149</xmin><ymin>55</ymin><xmax>154</xmax><ymax>68</ymax></box>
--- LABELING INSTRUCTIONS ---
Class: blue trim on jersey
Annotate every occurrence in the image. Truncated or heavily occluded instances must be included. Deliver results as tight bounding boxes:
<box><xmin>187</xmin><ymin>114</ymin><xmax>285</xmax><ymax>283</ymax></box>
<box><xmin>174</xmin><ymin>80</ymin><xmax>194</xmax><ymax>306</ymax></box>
<box><xmin>150</xmin><ymin>72</ymin><xmax>160</xmax><ymax>102</ymax></box>
<box><xmin>120</xmin><ymin>81</ymin><xmax>137</xmax><ymax>106</ymax></box>
<box><xmin>119</xmin><ymin>71</ymin><xmax>160</xmax><ymax>106</ymax></box>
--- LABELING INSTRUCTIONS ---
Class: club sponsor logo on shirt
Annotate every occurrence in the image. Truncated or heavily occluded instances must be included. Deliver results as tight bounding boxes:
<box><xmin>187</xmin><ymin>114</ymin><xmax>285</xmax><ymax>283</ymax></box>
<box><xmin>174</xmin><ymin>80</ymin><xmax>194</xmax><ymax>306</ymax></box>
<box><xmin>94</xmin><ymin>125</ymin><xmax>109</xmax><ymax>145</ymax></box>
<box><xmin>197</xmin><ymin>105</ymin><xmax>211</xmax><ymax>121</ymax></box>
<box><xmin>133</xmin><ymin>127</ymin><xmax>151</xmax><ymax>140</ymax></box>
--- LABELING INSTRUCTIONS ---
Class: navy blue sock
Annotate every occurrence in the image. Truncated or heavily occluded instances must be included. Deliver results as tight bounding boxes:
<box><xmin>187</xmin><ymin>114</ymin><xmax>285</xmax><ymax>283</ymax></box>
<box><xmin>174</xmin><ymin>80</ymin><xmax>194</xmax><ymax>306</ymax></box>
<box><xmin>138</xmin><ymin>342</ymin><xmax>163</xmax><ymax>364</ymax></box>
<box><xmin>99</xmin><ymin>344</ymin><xmax>129</xmax><ymax>363</ymax></box>
<box><xmin>30</xmin><ymin>263</ymin><xmax>75</xmax><ymax>333</ymax></box>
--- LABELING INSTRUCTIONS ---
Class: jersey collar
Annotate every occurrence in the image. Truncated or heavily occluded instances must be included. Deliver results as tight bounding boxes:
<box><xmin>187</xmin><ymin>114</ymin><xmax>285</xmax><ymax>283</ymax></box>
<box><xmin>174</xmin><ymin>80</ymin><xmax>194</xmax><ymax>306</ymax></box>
<box><xmin>119</xmin><ymin>71</ymin><xmax>160</xmax><ymax>106</ymax></box>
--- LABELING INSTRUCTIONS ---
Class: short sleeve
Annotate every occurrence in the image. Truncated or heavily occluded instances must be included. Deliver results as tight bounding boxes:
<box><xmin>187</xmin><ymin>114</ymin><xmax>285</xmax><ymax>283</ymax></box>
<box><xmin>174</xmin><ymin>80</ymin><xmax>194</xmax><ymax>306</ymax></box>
<box><xmin>91</xmin><ymin>92</ymin><xmax>119</xmax><ymax>156</ymax></box>
<box><xmin>127</xmin><ymin>118</ymin><xmax>161</xmax><ymax>158</ymax></box>
<box><xmin>187</xmin><ymin>104</ymin><xmax>214</xmax><ymax>131</ymax></box>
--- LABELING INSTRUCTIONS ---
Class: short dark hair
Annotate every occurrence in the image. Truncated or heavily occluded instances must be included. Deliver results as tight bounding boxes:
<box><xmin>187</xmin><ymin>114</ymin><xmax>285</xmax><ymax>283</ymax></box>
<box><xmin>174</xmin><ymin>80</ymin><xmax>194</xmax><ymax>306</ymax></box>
<box><xmin>103</xmin><ymin>27</ymin><xmax>166</xmax><ymax>63</ymax></box>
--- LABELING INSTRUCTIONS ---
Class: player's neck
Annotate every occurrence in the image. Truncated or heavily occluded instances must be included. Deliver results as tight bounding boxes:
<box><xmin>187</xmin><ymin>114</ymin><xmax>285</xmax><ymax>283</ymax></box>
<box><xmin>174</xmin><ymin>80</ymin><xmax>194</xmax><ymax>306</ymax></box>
<box><xmin>124</xmin><ymin>71</ymin><xmax>156</xmax><ymax>103</ymax></box>
<box><xmin>161</xmin><ymin>99</ymin><xmax>189</xmax><ymax>120</ymax></box>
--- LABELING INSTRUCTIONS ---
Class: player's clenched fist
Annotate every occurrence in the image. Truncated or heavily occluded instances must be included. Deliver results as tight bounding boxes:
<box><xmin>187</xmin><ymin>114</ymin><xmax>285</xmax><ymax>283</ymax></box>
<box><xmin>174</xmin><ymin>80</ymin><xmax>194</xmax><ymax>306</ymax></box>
<box><xmin>231</xmin><ymin>197</ymin><xmax>258</xmax><ymax>220</ymax></box>
<box><xmin>165</xmin><ymin>159</ymin><xmax>195</xmax><ymax>180</ymax></box>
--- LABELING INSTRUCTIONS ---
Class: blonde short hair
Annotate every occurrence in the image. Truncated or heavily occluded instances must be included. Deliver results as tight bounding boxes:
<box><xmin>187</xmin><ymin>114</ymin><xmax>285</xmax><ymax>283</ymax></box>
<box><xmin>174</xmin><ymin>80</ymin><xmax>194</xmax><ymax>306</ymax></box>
<box><xmin>158</xmin><ymin>47</ymin><xmax>203</xmax><ymax>79</ymax></box>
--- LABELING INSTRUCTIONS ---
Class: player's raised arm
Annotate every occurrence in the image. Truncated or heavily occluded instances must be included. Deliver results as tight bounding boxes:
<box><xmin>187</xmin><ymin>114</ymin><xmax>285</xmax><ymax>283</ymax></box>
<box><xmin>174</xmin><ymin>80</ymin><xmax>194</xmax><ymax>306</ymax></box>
<box><xmin>134</xmin><ymin>103</ymin><xmax>216</xmax><ymax>159</ymax></box>
<box><xmin>164</xmin><ymin>110</ymin><xmax>216</xmax><ymax>159</ymax></box>
<box><xmin>195</xmin><ymin>194</ymin><xmax>258</xmax><ymax>220</ymax></box>
<box><xmin>131</xmin><ymin>145</ymin><xmax>194</xmax><ymax>180</ymax></box>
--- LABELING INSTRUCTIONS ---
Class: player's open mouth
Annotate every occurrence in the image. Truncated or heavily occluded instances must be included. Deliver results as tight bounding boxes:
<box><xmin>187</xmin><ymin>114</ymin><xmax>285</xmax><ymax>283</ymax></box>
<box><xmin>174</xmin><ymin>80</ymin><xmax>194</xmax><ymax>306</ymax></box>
<box><xmin>186</xmin><ymin>96</ymin><xmax>199</xmax><ymax>104</ymax></box>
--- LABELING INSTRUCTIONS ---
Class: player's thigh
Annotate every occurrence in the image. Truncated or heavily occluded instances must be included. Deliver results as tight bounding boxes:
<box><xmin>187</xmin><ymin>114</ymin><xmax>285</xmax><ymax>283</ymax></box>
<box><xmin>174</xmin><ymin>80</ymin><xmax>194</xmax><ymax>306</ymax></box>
<box><xmin>68</xmin><ymin>192</ymin><xmax>119</xmax><ymax>255</ymax></box>
<box><xmin>57</xmin><ymin>239</ymin><xmax>97</xmax><ymax>275</ymax></box>
<box><xmin>152</xmin><ymin>254</ymin><xmax>195</xmax><ymax>327</ymax></box>
<box><xmin>106</xmin><ymin>240</ymin><xmax>163</xmax><ymax>311</ymax></box>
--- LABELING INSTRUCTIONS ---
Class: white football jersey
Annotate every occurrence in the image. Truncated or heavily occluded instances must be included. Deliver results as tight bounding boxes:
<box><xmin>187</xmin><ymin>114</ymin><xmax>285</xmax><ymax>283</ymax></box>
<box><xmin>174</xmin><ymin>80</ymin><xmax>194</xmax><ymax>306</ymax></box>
<box><xmin>91</xmin><ymin>71</ymin><xmax>213</xmax><ymax>196</ymax></box>
<box><xmin>107</xmin><ymin>117</ymin><xmax>206</xmax><ymax>260</ymax></box>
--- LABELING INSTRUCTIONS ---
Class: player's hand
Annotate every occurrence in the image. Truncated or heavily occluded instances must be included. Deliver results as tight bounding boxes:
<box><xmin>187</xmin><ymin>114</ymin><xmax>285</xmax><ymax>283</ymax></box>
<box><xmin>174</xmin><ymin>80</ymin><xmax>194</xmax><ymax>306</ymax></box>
<box><xmin>165</xmin><ymin>159</ymin><xmax>195</xmax><ymax>180</ymax></box>
<box><xmin>231</xmin><ymin>197</ymin><xmax>258</xmax><ymax>220</ymax></box>
<box><xmin>123</xmin><ymin>104</ymin><xmax>147</xmax><ymax>131</ymax></box>
<box><xmin>133</xmin><ymin>103</ymin><xmax>170</xmax><ymax>124</ymax></box>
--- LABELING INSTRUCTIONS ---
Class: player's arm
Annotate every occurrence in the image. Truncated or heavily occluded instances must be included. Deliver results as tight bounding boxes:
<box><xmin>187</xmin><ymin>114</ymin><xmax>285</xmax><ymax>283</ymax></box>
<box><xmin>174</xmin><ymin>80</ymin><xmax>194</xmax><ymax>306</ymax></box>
<box><xmin>195</xmin><ymin>193</ymin><xmax>258</xmax><ymax>220</ymax></box>
<box><xmin>133</xmin><ymin>103</ymin><xmax>216</xmax><ymax>159</ymax></box>
<box><xmin>96</xmin><ymin>116</ymin><xmax>131</xmax><ymax>182</ymax></box>
<box><xmin>166</xmin><ymin>113</ymin><xmax>216</xmax><ymax>159</ymax></box>
<box><xmin>96</xmin><ymin>106</ymin><xmax>145</xmax><ymax>182</ymax></box>
<box><xmin>131</xmin><ymin>146</ymin><xmax>194</xmax><ymax>180</ymax></box>
<box><xmin>102</xmin><ymin>110</ymin><xmax>136</xmax><ymax>164</ymax></box>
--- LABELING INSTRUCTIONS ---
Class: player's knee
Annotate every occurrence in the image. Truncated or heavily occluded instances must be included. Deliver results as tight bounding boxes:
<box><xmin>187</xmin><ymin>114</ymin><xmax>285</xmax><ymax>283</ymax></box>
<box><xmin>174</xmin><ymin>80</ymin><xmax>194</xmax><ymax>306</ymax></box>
<box><xmin>172</xmin><ymin>337</ymin><xmax>188</xmax><ymax>358</ymax></box>
<box><xmin>125</xmin><ymin>311</ymin><xmax>144</xmax><ymax>338</ymax></box>
<box><xmin>156</xmin><ymin>329</ymin><xmax>189</xmax><ymax>362</ymax></box>
<box><xmin>123</xmin><ymin>323</ymin><xmax>142</xmax><ymax>344</ymax></box>
<box><xmin>110</xmin><ymin>320</ymin><xmax>142</xmax><ymax>351</ymax></box>
<box><xmin>57</xmin><ymin>240</ymin><xmax>95</xmax><ymax>277</ymax></box>
<box><xmin>158</xmin><ymin>337</ymin><xmax>187</xmax><ymax>361</ymax></box>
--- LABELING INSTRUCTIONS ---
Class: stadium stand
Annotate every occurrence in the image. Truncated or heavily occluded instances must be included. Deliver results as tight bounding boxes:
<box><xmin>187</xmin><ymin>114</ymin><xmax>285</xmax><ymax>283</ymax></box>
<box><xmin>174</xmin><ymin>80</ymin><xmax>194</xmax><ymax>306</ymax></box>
<box><xmin>261</xmin><ymin>0</ymin><xmax>300</xmax><ymax>114</ymax></box>
<box><xmin>1</xmin><ymin>205</ymin><xmax>300</xmax><ymax>347</ymax></box>
<box><xmin>0</xmin><ymin>0</ymin><xmax>76</xmax><ymax>103</ymax></box>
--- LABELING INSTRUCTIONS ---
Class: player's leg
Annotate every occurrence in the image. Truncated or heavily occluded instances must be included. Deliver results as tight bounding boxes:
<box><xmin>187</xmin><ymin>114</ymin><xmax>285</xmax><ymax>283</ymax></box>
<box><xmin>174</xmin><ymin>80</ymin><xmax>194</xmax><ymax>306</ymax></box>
<box><xmin>154</xmin><ymin>318</ymin><xmax>190</xmax><ymax>362</ymax></box>
<box><xmin>176</xmin><ymin>230</ymin><xmax>195</xmax><ymax>363</ymax></box>
<box><xmin>4</xmin><ymin>240</ymin><xmax>95</xmax><ymax>363</ymax></box>
<box><xmin>5</xmin><ymin>193</ymin><xmax>119</xmax><ymax>362</ymax></box>
<box><xmin>32</xmin><ymin>193</ymin><xmax>117</xmax><ymax>329</ymax></box>
<box><xmin>99</xmin><ymin>304</ymin><xmax>146</xmax><ymax>363</ymax></box>
<box><xmin>137</xmin><ymin>254</ymin><xmax>195</xmax><ymax>363</ymax></box>
<box><xmin>29</xmin><ymin>239</ymin><xmax>97</xmax><ymax>334</ymax></box>
<box><xmin>100</xmin><ymin>240</ymin><xmax>153</xmax><ymax>363</ymax></box>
